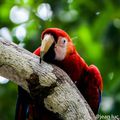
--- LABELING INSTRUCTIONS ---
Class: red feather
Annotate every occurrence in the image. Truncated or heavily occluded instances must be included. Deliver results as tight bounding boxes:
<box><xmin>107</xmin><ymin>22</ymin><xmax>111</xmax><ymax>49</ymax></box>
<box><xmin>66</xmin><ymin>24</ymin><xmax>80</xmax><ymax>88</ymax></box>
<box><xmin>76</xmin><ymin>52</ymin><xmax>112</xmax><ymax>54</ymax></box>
<box><xmin>41</xmin><ymin>28</ymin><xmax>71</xmax><ymax>42</ymax></box>
<box><xmin>33</xmin><ymin>47</ymin><xmax>40</xmax><ymax>55</ymax></box>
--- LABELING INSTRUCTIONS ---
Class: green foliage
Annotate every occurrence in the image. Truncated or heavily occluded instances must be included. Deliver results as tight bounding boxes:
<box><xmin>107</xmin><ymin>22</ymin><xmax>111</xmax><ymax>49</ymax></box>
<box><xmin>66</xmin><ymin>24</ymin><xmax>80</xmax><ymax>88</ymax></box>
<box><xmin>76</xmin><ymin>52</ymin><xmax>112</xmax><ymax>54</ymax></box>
<box><xmin>0</xmin><ymin>0</ymin><xmax>120</xmax><ymax>119</ymax></box>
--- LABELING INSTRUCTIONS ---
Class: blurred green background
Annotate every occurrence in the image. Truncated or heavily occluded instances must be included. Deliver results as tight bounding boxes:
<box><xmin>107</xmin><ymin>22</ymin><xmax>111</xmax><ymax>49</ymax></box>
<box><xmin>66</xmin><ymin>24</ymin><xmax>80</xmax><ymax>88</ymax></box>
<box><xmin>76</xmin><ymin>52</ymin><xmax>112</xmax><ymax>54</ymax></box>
<box><xmin>0</xmin><ymin>0</ymin><xmax>120</xmax><ymax>120</ymax></box>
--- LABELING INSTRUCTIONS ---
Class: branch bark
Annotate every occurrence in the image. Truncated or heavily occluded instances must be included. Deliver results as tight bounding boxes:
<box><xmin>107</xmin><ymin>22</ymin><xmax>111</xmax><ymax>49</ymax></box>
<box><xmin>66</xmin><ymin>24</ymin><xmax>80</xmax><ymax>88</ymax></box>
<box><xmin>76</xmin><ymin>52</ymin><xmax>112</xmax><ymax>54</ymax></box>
<box><xmin>0</xmin><ymin>37</ymin><xmax>96</xmax><ymax>120</ymax></box>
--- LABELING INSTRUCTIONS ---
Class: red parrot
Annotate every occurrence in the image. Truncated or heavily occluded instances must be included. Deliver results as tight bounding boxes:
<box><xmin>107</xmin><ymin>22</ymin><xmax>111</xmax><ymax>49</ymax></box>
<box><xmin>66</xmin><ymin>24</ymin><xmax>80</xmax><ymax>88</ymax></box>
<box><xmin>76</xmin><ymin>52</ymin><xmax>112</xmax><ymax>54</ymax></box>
<box><xmin>15</xmin><ymin>28</ymin><xmax>103</xmax><ymax>120</ymax></box>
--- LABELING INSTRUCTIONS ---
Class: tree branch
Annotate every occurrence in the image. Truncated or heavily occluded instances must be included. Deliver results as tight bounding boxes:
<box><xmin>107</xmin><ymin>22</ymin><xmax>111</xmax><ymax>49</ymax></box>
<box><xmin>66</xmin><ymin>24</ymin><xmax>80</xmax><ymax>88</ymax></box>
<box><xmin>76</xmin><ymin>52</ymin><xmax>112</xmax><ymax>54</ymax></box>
<box><xmin>0</xmin><ymin>37</ymin><xmax>96</xmax><ymax>120</ymax></box>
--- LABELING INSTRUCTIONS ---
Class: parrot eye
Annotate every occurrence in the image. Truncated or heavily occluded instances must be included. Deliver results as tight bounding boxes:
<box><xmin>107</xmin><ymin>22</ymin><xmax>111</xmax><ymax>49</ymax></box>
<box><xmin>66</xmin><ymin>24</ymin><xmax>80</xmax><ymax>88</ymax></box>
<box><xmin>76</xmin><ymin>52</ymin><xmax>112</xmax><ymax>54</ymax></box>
<box><xmin>61</xmin><ymin>38</ymin><xmax>67</xmax><ymax>44</ymax></box>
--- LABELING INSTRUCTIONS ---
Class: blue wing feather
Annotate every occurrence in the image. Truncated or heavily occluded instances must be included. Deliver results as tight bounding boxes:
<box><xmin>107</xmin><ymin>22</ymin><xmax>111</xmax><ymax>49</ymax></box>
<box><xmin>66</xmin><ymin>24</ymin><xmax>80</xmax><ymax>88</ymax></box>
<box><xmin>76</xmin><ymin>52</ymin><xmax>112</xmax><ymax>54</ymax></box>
<box><xmin>15</xmin><ymin>86</ymin><xmax>30</xmax><ymax>120</ymax></box>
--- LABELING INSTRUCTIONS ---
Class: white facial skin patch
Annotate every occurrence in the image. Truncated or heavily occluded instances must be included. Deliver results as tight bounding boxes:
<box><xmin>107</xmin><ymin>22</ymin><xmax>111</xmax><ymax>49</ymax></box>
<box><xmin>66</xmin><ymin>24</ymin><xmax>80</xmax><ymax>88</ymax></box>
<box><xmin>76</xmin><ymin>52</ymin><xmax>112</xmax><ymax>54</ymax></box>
<box><xmin>54</xmin><ymin>37</ymin><xmax>68</xmax><ymax>61</ymax></box>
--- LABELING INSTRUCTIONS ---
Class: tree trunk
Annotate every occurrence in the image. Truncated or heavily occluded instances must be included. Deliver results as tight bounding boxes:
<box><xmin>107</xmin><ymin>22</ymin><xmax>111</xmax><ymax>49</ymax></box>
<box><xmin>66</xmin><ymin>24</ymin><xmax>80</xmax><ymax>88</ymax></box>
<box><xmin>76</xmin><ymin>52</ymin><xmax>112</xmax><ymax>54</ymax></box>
<box><xmin>0</xmin><ymin>37</ymin><xmax>96</xmax><ymax>120</ymax></box>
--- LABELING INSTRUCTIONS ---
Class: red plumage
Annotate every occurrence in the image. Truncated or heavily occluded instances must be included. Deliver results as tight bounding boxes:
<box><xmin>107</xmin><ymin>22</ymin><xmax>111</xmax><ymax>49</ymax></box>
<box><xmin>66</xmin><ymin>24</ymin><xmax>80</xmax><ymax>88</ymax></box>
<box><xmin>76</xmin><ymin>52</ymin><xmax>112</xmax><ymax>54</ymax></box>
<box><xmin>41</xmin><ymin>28</ymin><xmax>72</xmax><ymax>42</ymax></box>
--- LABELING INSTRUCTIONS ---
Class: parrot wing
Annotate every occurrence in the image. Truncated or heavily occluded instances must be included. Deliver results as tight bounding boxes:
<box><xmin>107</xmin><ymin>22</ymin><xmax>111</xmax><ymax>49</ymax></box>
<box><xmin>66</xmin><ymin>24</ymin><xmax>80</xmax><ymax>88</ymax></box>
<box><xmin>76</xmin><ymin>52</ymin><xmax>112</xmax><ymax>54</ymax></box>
<box><xmin>15</xmin><ymin>86</ymin><xmax>31</xmax><ymax>120</ymax></box>
<box><xmin>79</xmin><ymin>65</ymin><xmax>103</xmax><ymax>115</ymax></box>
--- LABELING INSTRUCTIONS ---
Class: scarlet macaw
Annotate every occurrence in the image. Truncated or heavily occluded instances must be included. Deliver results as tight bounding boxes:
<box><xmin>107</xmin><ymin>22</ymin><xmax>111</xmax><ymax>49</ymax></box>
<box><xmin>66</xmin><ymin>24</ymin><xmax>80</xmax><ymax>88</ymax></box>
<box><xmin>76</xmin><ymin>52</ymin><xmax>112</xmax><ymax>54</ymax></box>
<box><xmin>15</xmin><ymin>28</ymin><xmax>103</xmax><ymax>120</ymax></box>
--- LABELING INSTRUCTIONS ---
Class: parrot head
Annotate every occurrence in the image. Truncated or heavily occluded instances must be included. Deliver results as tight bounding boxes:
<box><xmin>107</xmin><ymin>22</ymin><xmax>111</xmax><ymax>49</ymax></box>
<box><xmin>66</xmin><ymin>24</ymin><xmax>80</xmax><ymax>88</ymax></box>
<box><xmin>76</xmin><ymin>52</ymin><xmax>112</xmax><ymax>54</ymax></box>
<box><xmin>40</xmin><ymin>28</ymin><xmax>75</xmax><ymax>63</ymax></box>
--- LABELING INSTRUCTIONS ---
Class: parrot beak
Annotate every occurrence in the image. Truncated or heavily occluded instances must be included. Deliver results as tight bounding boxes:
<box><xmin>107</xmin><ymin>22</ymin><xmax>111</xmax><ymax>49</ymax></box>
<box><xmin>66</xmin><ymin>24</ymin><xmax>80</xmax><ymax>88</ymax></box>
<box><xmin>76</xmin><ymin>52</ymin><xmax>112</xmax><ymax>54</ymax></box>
<box><xmin>40</xmin><ymin>34</ymin><xmax>54</xmax><ymax>60</ymax></box>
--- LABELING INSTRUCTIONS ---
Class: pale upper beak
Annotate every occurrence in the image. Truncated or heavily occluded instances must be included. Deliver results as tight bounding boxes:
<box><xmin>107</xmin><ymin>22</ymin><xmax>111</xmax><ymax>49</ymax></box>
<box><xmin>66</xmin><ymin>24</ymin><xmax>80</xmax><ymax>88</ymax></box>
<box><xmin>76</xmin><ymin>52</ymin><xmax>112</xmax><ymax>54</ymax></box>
<box><xmin>40</xmin><ymin>34</ymin><xmax>54</xmax><ymax>60</ymax></box>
